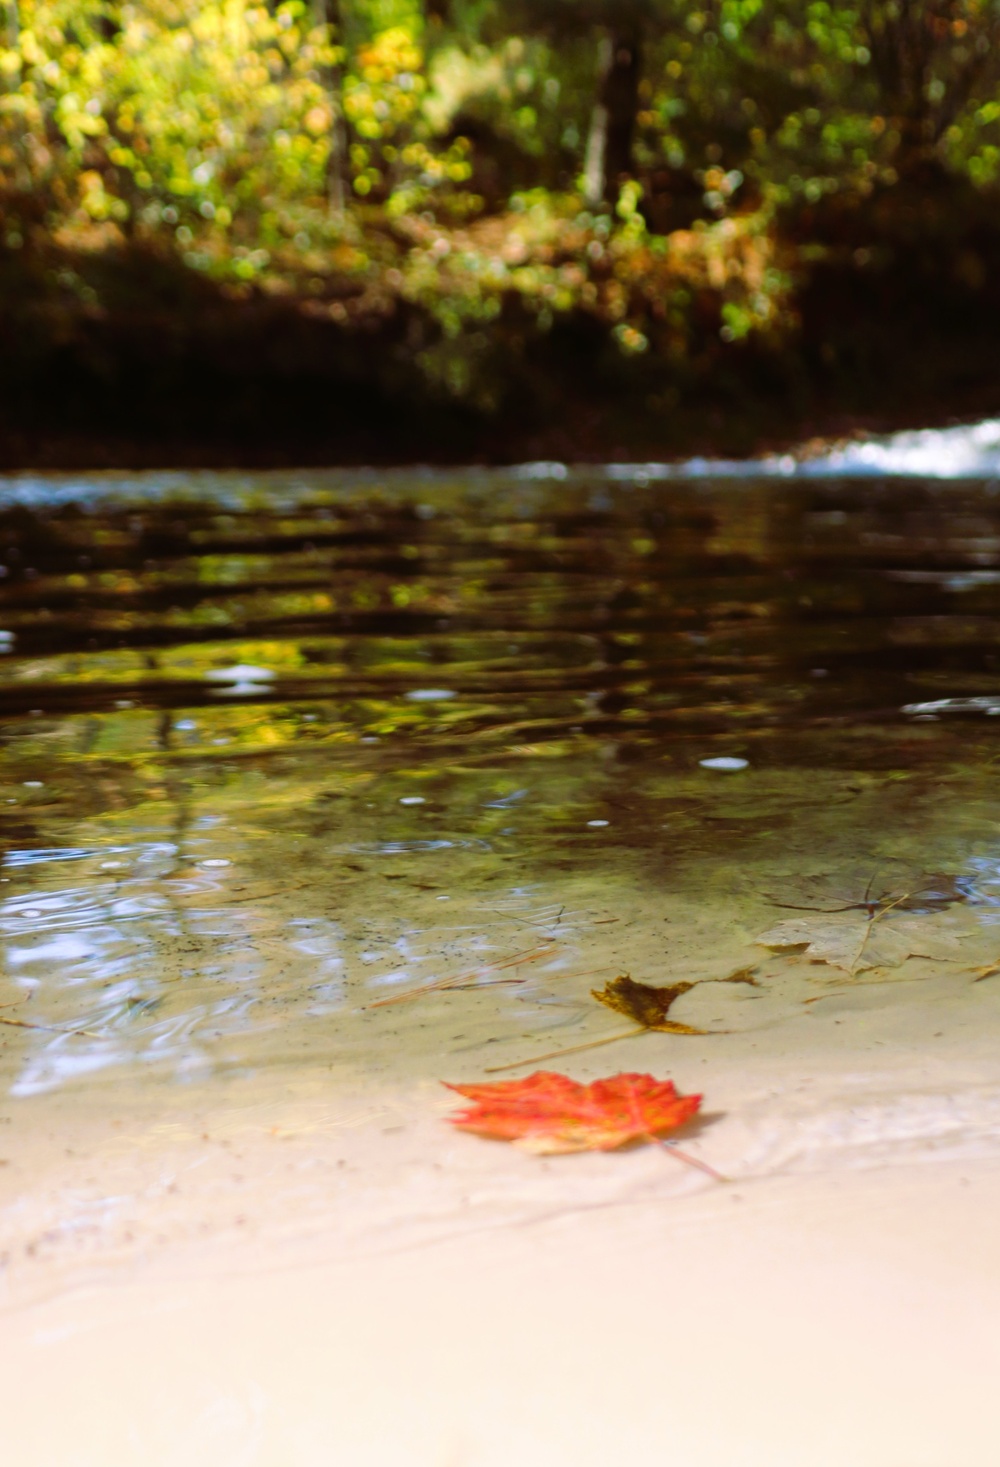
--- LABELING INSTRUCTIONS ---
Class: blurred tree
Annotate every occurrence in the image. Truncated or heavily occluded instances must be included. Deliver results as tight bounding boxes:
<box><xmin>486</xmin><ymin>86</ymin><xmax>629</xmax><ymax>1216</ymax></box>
<box><xmin>856</xmin><ymin>0</ymin><xmax>1000</xmax><ymax>172</ymax></box>
<box><xmin>428</xmin><ymin>0</ymin><xmax>681</xmax><ymax>203</ymax></box>
<box><xmin>313</xmin><ymin>0</ymin><xmax>349</xmax><ymax>209</ymax></box>
<box><xmin>583</xmin><ymin>17</ymin><xmax>643</xmax><ymax>204</ymax></box>
<box><xmin>5</xmin><ymin>0</ymin><xmax>1000</xmax><ymax>450</ymax></box>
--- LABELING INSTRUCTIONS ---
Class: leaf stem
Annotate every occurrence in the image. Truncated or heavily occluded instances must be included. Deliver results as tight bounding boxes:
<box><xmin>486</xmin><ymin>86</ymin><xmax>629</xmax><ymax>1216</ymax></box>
<box><xmin>655</xmin><ymin>1137</ymin><xmax>728</xmax><ymax>1183</ymax></box>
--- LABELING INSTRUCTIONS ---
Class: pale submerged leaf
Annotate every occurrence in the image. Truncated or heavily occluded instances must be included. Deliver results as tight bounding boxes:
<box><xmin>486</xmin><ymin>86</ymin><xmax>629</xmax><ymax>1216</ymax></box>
<box><xmin>756</xmin><ymin>911</ymin><xmax>968</xmax><ymax>974</ymax></box>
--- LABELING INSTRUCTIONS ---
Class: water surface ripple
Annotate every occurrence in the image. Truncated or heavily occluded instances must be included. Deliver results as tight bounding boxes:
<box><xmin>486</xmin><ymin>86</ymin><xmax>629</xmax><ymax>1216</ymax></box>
<box><xmin>2</xmin><ymin>465</ymin><xmax>1000</xmax><ymax>1107</ymax></box>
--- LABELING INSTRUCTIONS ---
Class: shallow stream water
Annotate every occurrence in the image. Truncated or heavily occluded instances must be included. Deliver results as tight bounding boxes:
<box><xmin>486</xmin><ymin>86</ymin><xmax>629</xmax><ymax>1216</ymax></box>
<box><xmin>3</xmin><ymin>441</ymin><xmax>1000</xmax><ymax>1270</ymax></box>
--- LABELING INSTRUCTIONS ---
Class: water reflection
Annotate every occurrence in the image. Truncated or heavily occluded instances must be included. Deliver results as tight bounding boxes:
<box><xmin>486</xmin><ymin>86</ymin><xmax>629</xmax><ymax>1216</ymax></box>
<box><xmin>3</xmin><ymin>468</ymin><xmax>1000</xmax><ymax>1097</ymax></box>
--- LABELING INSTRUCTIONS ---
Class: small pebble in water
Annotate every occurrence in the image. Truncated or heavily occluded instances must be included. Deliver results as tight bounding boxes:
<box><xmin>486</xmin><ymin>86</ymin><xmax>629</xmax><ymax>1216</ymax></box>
<box><xmin>100</xmin><ymin>860</ymin><xmax>126</xmax><ymax>870</ymax></box>
<box><xmin>399</xmin><ymin>796</ymin><xmax>426</xmax><ymax>806</ymax></box>
<box><xmin>23</xmin><ymin>781</ymin><xmax>44</xmax><ymax>788</ymax></box>
<box><xmin>404</xmin><ymin>689</ymin><xmax>455</xmax><ymax>702</ymax></box>
<box><xmin>201</xmin><ymin>858</ymin><xmax>232</xmax><ymax>868</ymax></box>
<box><xmin>587</xmin><ymin>819</ymin><xmax>609</xmax><ymax>827</ymax></box>
<box><xmin>699</xmin><ymin>757</ymin><xmax>749</xmax><ymax>772</ymax></box>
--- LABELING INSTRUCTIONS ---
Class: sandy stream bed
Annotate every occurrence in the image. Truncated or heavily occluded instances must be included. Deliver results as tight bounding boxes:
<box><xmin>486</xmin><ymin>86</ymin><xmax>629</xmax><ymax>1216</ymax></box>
<box><xmin>2</xmin><ymin>955</ymin><xmax>1000</xmax><ymax>1467</ymax></box>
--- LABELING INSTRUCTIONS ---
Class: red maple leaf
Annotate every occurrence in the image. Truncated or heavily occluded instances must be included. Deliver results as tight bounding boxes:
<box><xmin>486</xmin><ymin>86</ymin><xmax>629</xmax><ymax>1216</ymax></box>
<box><xmin>443</xmin><ymin>1070</ymin><xmax>702</xmax><ymax>1155</ymax></box>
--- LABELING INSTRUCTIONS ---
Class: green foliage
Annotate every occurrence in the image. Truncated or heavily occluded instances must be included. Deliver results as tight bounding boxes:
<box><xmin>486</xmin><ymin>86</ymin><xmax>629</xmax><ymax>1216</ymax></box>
<box><xmin>3</xmin><ymin>1</ymin><xmax>1000</xmax><ymax>409</ymax></box>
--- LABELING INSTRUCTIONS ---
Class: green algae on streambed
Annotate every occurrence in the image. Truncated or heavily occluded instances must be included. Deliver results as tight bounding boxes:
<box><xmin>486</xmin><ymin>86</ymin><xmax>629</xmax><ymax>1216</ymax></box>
<box><xmin>2</xmin><ymin>468</ymin><xmax>1000</xmax><ymax>1104</ymax></box>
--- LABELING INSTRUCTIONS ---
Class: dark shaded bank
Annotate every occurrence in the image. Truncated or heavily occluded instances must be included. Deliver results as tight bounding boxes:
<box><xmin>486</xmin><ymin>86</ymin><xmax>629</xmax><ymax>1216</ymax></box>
<box><xmin>5</xmin><ymin>177</ymin><xmax>1000</xmax><ymax>470</ymax></box>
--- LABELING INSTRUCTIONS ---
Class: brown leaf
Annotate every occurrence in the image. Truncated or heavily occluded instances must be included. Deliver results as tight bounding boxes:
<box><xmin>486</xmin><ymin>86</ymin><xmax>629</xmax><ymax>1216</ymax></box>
<box><xmin>591</xmin><ymin>975</ymin><xmax>706</xmax><ymax>1035</ymax></box>
<box><xmin>484</xmin><ymin>968</ymin><xmax>754</xmax><ymax>1074</ymax></box>
<box><xmin>720</xmin><ymin>965</ymin><xmax>760</xmax><ymax>987</ymax></box>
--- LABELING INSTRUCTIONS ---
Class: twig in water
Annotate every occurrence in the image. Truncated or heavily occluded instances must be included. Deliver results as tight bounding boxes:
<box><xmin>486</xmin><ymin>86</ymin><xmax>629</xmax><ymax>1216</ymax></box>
<box><xmin>484</xmin><ymin>1026</ymin><xmax>645</xmax><ymax>1073</ymax></box>
<box><xmin>484</xmin><ymin>906</ymin><xmax>569</xmax><ymax>932</ymax></box>
<box><xmin>523</xmin><ymin>964</ymin><xmax>617</xmax><ymax>983</ymax></box>
<box><xmin>367</xmin><ymin>940</ymin><xmax>557</xmax><ymax>1008</ymax></box>
<box><xmin>443</xmin><ymin>978</ymin><xmax>526</xmax><ymax>993</ymax></box>
<box><xmin>0</xmin><ymin>1016</ymin><xmax>103</xmax><ymax>1039</ymax></box>
<box><xmin>849</xmin><ymin>890</ymin><xmax>910</xmax><ymax>974</ymax></box>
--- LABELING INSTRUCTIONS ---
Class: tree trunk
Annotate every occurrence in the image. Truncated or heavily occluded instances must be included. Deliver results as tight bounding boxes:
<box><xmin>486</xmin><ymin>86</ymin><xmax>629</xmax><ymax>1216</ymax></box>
<box><xmin>857</xmin><ymin>0</ymin><xmax>996</xmax><ymax>176</ymax></box>
<box><xmin>583</xmin><ymin>24</ymin><xmax>642</xmax><ymax>206</ymax></box>
<box><xmin>314</xmin><ymin>0</ymin><xmax>349</xmax><ymax>212</ymax></box>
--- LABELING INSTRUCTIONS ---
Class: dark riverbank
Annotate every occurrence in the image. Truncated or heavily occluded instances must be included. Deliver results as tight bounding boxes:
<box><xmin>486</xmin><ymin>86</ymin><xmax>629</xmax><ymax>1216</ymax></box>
<box><xmin>5</xmin><ymin>173</ymin><xmax>1000</xmax><ymax>471</ymax></box>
